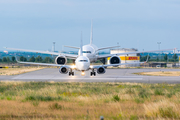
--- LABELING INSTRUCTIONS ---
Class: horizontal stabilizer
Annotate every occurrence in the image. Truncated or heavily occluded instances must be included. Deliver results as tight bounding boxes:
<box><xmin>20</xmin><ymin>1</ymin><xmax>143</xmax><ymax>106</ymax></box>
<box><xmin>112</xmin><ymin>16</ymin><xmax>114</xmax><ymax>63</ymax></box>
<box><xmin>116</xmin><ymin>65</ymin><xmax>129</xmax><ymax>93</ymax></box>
<box><xmin>64</xmin><ymin>46</ymin><xmax>80</xmax><ymax>49</ymax></box>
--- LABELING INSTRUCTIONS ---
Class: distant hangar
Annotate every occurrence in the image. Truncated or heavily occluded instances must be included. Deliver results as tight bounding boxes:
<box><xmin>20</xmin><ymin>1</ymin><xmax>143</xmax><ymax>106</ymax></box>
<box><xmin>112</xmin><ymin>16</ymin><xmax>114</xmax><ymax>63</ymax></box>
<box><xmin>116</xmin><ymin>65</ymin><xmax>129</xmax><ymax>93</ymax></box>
<box><xmin>108</xmin><ymin>48</ymin><xmax>140</xmax><ymax>67</ymax></box>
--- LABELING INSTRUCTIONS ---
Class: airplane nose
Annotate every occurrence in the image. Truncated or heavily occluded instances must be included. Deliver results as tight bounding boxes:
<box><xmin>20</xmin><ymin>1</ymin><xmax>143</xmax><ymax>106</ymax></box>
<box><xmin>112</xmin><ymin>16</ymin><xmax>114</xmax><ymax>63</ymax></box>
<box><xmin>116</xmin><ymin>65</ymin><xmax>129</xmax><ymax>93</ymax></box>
<box><xmin>79</xmin><ymin>63</ymin><xmax>89</xmax><ymax>70</ymax></box>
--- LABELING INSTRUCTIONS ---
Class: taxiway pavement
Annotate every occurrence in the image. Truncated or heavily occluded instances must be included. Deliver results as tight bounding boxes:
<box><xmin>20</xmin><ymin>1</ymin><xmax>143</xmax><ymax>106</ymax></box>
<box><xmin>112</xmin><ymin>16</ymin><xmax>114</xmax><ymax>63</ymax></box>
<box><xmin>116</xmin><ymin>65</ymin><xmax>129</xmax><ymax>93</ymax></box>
<box><xmin>0</xmin><ymin>68</ymin><xmax>180</xmax><ymax>83</ymax></box>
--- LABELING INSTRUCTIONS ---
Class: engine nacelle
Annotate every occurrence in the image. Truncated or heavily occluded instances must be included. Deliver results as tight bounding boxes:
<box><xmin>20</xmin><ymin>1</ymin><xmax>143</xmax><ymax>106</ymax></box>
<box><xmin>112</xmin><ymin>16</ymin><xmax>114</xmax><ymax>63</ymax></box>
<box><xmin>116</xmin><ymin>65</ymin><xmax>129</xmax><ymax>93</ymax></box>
<box><xmin>109</xmin><ymin>56</ymin><xmax>121</xmax><ymax>64</ymax></box>
<box><xmin>59</xmin><ymin>66</ymin><xmax>68</xmax><ymax>74</ymax></box>
<box><xmin>97</xmin><ymin>67</ymin><xmax>106</xmax><ymax>74</ymax></box>
<box><xmin>55</xmin><ymin>56</ymin><xmax>67</xmax><ymax>65</ymax></box>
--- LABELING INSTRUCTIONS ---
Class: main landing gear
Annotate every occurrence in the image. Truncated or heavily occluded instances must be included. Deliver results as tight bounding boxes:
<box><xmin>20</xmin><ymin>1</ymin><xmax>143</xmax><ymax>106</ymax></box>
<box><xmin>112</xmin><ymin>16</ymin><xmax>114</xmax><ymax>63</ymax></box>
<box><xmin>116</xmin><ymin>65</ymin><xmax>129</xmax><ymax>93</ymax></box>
<box><xmin>90</xmin><ymin>69</ymin><xmax>96</xmax><ymax>76</ymax></box>
<box><xmin>69</xmin><ymin>69</ymin><xmax>74</xmax><ymax>76</ymax></box>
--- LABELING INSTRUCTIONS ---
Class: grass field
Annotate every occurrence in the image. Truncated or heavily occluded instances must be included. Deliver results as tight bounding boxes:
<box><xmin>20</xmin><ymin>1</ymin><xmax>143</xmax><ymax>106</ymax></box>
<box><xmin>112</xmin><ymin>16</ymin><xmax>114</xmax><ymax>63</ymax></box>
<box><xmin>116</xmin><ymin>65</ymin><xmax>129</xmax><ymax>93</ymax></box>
<box><xmin>0</xmin><ymin>82</ymin><xmax>180</xmax><ymax>119</ymax></box>
<box><xmin>135</xmin><ymin>71</ymin><xmax>180</xmax><ymax>76</ymax></box>
<box><xmin>0</xmin><ymin>67</ymin><xmax>45</xmax><ymax>75</ymax></box>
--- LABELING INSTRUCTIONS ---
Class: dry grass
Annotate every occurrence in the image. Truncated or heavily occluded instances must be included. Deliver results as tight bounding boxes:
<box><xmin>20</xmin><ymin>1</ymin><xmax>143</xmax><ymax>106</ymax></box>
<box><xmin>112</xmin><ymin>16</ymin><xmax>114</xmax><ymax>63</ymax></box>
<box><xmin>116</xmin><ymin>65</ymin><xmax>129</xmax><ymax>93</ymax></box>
<box><xmin>0</xmin><ymin>100</ymin><xmax>125</xmax><ymax>119</ymax></box>
<box><xmin>0</xmin><ymin>82</ymin><xmax>180</xmax><ymax>119</ymax></box>
<box><xmin>135</xmin><ymin>71</ymin><xmax>180</xmax><ymax>76</ymax></box>
<box><xmin>144</xmin><ymin>99</ymin><xmax>179</xmax><ymax>118</ymax></box>
<box><xmin>0</xmin><ymin>67</ymin><xmax>45</xmax><ymax>75</ymax></box>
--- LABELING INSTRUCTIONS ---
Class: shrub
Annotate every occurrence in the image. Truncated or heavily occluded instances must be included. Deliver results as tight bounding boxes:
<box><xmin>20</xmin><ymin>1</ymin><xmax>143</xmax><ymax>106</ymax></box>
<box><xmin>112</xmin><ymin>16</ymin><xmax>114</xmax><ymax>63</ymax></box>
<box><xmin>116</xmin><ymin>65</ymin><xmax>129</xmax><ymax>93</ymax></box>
<box><xmin>154</xmin><ymin>89</ymin><xmax>164</xmax><ymax>95</ymax></box>
<box><xmin>113</xmin><ymin>95</ymin><xmax>120</xmax><ymax>102</ymax></box>
<box><xmin>118</xmin><ymin>85</ymin><xmax>123</xmax><ymax>88</ymax></box>
<box><xmin>6</xmin><ymin>96</ymin><xmax>12</xmax><ymax>100</ymax></box>
<box><xmin>166</xmin><ymin>93</ymin><xmax>173</xmax><ymax>98</ymax></box>
<box><xmin>0</xmin><ymin>86</ymin><xmax>6</xmax><ymax>93</ymax></box>
<box><xmin>49</xmin><ymin>103</ymin><xmax>63</xmax><ymax>110</ymax></box>
<box><xmin>138</xmin><ymin>89</ymin><xmax>150</xmax><ymax>98</ymax></box>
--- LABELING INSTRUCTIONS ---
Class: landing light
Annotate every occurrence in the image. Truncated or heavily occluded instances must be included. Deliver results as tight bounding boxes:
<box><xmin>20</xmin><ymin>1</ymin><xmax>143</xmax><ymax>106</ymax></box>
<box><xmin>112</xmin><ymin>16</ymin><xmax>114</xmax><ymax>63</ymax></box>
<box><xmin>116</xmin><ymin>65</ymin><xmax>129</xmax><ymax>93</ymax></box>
<box><xmin>72</xmin><ymin>65</ymin><xmax>76</xmax><ymax>69</ymax></box>
<box><xmin>81</xmin><ymin>72</ymin><xmax>85</xmax><ymax>76</ymax></box>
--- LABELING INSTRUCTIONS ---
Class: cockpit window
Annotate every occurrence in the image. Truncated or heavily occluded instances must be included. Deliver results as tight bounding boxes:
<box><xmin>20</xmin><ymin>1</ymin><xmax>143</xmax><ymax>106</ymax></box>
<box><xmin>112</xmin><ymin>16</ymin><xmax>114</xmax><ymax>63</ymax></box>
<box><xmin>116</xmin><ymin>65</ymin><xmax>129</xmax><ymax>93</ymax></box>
<box><xmin>79</xmin><ymin>60</ymin><xmax>88</xmax><ymax>62</ymax></box>
<box><xmin>82</xmin><ymin>51</ymin><xmax>91</xmax><ymax>53</ymax></box>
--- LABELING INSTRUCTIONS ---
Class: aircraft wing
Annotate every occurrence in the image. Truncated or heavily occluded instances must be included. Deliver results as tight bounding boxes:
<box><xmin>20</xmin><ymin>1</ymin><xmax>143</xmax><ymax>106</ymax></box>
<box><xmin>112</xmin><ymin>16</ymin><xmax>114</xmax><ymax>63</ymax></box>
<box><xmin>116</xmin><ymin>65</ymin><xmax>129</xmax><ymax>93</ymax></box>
<box><xmin>5</xmin><ymin>47</ymin><xmax>78</xmax><ymax>59</ymax></box>
<box><xmin>15</xmin><ymin>58</ymin><xmax>74</xmax><ymax>68</ymax></box>
<box><xmin>96</xmin><ymin>46</ymin><xmax>120</xmax><ymax>51</ymax></box>
<box><xmin>97</xmin><ymin>48</ymin><xmax>174</xmax><ymax>59</ymax></box>
<box><xmin>90</xmin><ymin>61</ymin><xmax>146</xmax><ymax>69</ymax></box>
<box><xmin>17</xmin><ymin>61</ymin><xmax>63</xmax><ymax>67</ymax></box>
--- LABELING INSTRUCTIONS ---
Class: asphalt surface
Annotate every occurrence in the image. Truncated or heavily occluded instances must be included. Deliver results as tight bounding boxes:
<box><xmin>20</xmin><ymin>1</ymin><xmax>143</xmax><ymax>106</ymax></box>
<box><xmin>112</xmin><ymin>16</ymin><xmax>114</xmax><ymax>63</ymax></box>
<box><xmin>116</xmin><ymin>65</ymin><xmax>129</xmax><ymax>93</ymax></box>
<box><xmin>0</xmin><ymin>68</ymin><xmax>180</xmax><ymax>83</ymax></box>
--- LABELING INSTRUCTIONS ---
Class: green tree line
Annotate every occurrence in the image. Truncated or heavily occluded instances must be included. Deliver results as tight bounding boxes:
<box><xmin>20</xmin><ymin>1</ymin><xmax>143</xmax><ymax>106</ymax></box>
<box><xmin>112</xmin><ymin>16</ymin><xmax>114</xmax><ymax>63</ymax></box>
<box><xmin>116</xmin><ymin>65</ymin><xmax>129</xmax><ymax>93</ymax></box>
<box><xmin>0</xmin><ymin>56</ymin><xmax>54</xmax><ymax>63</ymax></box>
<box><xmin>0</xmin><ymin>56</ymin><xmax>16</xmax><ymax>63</ymax></box>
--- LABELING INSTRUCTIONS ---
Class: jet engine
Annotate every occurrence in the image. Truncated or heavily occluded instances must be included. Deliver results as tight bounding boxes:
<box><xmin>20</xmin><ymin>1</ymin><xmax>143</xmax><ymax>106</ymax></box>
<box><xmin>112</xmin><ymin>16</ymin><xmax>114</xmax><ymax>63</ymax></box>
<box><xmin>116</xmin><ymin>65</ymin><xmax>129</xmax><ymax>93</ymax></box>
<box><xmin>59</xmin><ymin>66</ymin><xmax>68</xmax><ymax>74</ymax></box>
<box><xmin>109</xmin><ymin>56</ymin><xmax>121</xmax><ymax>64</ymax></box>
<box><xmin>97</xmin><ymin>67</ymin><xmax>106</xmax><ymax>74</ymax></box>
<box><xmin>55</xmin><ymin>56</ymin><xmax>67</xmax><ymax>65</ymax></box>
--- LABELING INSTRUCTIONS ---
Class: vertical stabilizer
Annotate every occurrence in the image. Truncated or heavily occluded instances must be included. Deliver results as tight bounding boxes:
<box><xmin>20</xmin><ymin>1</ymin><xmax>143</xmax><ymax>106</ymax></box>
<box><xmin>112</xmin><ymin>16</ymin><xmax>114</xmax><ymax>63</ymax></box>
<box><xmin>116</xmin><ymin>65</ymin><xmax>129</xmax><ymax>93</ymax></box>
<box><xmin>90</xmin><ymin>19</ymin><xmax>93</xmax><ymax>45</ymax></box>
<box><xmin>80</xmin><ymin>31</ymin><xmax>83</xmax><ymax>56</ymax></box>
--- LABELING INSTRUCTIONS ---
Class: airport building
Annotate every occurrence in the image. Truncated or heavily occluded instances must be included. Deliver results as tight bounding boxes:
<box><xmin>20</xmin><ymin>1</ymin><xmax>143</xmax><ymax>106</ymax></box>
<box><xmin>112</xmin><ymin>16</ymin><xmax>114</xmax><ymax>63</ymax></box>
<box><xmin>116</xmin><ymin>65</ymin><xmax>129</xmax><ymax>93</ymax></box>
<box><xmin>107</xmin><ymin>48</ymin><xmax>140</xmax><ymax>67</ymax></box>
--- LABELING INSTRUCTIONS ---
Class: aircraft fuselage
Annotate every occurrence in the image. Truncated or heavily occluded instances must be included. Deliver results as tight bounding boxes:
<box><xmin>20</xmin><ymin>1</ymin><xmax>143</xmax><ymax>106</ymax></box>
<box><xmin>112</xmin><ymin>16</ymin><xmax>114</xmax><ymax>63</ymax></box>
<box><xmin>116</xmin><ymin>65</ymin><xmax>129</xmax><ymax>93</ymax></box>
<box><xmin>78</xmin><ymin>44</ymin><xmax>98</xmax><ymax>63</ymax></box>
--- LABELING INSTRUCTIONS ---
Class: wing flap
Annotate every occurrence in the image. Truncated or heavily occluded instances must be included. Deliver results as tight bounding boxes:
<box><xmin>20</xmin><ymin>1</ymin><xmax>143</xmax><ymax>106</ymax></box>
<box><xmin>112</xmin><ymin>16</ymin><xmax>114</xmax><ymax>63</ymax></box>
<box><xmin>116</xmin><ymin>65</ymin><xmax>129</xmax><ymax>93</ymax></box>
<box><xmin>5</xmin><ymin>47</ymin><xmax>78</xmax><ymax>59</ymax></box>
<box><xmin>90</xmin><ymin>62</ymin><xmax>145</xmax><ymax>69</ymax></box>
<box><xmin>97</xmin><ymin>48</ymin><xmax>174</xmax><ymax>59</ymax></box>
<box><xmin>15</xmin><ymin>58</ymin><xmax>74</xmax><ymax>68</ymax></box>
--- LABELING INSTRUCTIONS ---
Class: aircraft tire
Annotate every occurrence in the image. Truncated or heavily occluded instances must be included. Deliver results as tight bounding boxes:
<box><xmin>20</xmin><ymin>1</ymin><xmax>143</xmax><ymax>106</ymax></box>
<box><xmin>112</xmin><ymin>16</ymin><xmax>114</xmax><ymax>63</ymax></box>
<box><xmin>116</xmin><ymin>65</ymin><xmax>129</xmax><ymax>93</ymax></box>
<box><xmin>69</xmin><ymin>72</ymin><xmax>71</xmax><ymax>76</ymax></box>
<box><xmin>94</xmin><ymin>72</ymin><xmax>96</xmax><ymax>76</ymax></box>
<box><xmin>90</xmin><ymin>72</ymin><xmax>92</xmax><ymax>76</ymax></box>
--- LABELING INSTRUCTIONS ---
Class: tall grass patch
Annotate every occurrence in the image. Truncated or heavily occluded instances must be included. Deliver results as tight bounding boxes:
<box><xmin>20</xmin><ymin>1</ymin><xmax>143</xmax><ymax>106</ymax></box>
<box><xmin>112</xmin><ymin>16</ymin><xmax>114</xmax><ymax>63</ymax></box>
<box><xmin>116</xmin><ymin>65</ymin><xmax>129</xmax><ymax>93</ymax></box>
<box><xmin>49</xmin><ymin>103</ymin><xmax>63</xmax><ymax>110</ymax></box>
<box><xmin>25</xmin><ymin>95</ymin><xmax>63</xmax><ymax>101</ymax></box>
<box><xmin>144</xmin><ymin>100</ymin><xmax>179</xmax><ymax>118</ymax></box>
<box><xmin>154</xmin><ymin>88</ymin><xmax>164</xmax><ymax>95</ymax></box>
<box><xmin>0</xmin><ymin>82</ymin><xmax>180</xmax><ymax>119</ymax></box>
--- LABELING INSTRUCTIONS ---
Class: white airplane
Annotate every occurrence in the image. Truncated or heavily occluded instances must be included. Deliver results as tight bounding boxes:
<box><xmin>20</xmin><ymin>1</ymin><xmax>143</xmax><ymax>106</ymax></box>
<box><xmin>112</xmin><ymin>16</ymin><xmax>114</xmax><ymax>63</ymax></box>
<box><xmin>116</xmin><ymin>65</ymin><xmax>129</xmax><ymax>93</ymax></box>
<box><xmin>15</xmin><ymin>40</ymin><xmax>148</xmax><ymax>76</ymax></box>
<box><xmin>5</xmin><ymin>21</ymin><xmax>173</xmax><ymax>66</ymax></box>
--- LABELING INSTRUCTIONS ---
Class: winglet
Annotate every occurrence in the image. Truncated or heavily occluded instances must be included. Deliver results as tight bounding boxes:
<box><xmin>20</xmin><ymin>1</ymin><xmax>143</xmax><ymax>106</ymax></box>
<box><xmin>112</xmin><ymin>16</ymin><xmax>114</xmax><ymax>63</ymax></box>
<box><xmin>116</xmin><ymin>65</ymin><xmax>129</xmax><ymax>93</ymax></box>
<box><xmin>144</xmin><ymin>54</ymin><xmax>149</xmax><ymax>63</ymax></box>
<box><xmin>14</xmin><ymin>54</ymin><xmax>20</xmax><ymax>63</ymax></box>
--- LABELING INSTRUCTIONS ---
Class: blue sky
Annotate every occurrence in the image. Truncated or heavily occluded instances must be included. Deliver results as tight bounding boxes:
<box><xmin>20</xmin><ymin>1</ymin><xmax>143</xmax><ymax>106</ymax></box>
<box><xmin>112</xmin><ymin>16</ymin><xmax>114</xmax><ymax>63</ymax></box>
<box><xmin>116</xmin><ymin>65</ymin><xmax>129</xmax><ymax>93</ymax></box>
<box><xmin>0</xmin><ymin>0</ymin><xmax>180</xmax><ymax>51</ymax></box>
